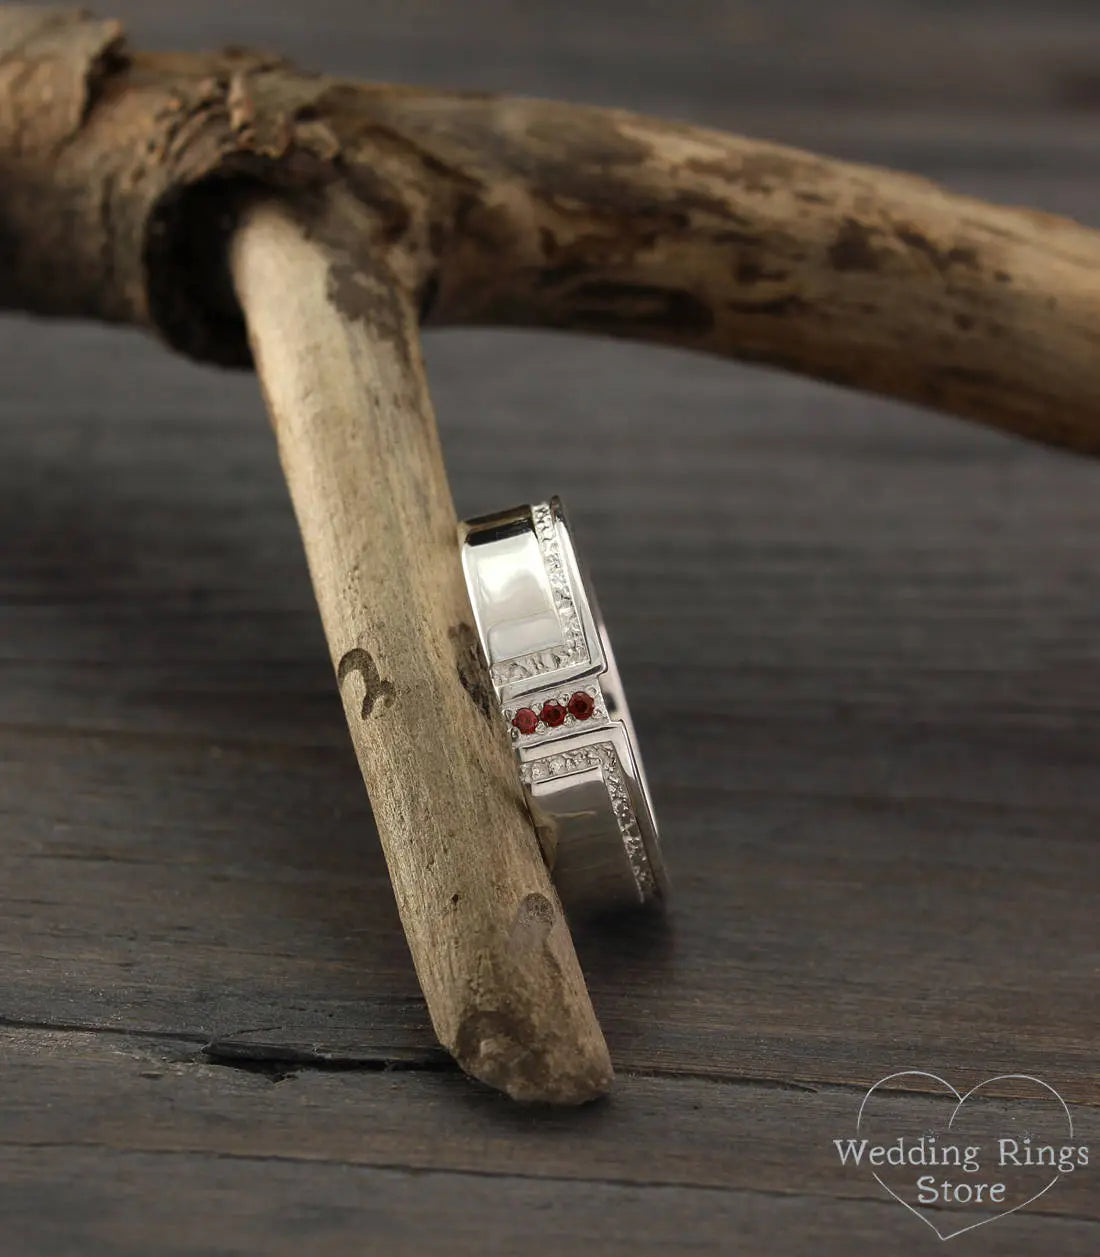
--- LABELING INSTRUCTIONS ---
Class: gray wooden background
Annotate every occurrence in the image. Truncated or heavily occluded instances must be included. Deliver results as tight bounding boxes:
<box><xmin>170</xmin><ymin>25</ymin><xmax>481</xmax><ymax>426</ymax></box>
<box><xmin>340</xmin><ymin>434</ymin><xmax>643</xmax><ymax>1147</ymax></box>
<box><xmin>2</xmin><ymin>2</ymin><xmax>1098</xmax><ymax>1254</ymax></box>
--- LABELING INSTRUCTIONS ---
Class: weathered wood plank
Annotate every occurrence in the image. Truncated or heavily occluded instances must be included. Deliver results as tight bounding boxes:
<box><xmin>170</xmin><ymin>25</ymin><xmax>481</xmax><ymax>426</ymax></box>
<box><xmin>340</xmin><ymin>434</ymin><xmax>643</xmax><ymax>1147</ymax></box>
<box><xmin>9</xmin><ymin>1145</ymin><xmax>1094</xmax><ymax>1257</ymax></box>
<box><xmin>2</xmin><ymin>328</ymin><xmax>1099</xmax><ymax>1099</ymax></box>
<box><xmin>0</xmin><ymin>1030</ymin><xmax>1097</xmax><ymax>1256</ymax></box>
<box><xmin>2</xmin><ymin>706</ymin><xmax>1096</xmax><ymax>1097</ymax></box>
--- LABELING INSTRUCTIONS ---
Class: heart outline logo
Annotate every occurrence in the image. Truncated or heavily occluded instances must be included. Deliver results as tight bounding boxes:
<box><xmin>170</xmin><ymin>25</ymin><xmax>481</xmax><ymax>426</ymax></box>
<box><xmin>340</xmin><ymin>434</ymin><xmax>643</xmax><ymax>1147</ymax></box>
<box><xmin>855</xmin><ymin>1071</ymin><xmax>1073</xmax><ymax>1241</ymax></box>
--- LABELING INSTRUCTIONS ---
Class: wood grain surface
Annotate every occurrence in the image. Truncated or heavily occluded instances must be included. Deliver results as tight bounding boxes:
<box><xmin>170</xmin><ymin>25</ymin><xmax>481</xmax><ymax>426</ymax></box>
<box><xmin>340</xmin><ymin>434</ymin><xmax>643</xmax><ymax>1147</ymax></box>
<box><xmin>2</xmin><ymin>1</ymin><xmax>1098</xmax><ymax>1254</ymax></box>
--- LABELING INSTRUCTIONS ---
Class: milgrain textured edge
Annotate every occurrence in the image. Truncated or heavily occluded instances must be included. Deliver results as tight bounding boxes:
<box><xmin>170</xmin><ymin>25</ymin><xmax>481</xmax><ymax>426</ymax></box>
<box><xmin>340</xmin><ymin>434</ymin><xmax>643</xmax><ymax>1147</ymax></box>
<box><xmin>522</xmin><ymin>743</ymin><xmax>653</xmax><ymax>898</ymax></box>
<box><xmin>229</xmin><ymin>194</ymin><xmax>612</xmax><ymax>1104</ymax></box>
<box><xmin>489</xmin><ymin>503</ymin><xmax>590</xmax><ymax>687</ymax></box>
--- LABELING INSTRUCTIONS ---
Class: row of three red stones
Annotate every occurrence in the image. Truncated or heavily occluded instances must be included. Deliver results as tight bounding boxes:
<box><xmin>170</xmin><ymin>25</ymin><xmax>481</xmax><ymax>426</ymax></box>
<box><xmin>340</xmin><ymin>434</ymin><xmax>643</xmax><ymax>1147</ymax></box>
<box><xmin>512</xmin><ymin>691</ymin><xmax>595</xmax><ymax>735</ymax></box>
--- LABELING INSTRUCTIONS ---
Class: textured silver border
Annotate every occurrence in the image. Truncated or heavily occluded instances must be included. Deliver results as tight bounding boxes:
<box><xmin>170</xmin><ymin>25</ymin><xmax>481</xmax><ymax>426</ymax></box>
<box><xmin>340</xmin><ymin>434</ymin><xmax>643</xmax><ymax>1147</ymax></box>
<box><xmin>521</xmin><ymin>741</ymin><xmax>653</xmax><ymax>897</ymax></box>
<box><xmin>488</xmin><ymin>503</ymin><xmax>590</xmax><ymax>687</ymax></box>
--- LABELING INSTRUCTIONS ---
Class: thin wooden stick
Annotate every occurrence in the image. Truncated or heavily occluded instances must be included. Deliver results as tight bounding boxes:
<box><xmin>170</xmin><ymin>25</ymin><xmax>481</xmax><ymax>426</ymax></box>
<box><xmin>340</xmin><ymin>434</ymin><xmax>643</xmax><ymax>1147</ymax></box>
<box><xmin>229</xmin><ymin>195</ymin><xmax>612</xmax><ymax>1104</ymax></box>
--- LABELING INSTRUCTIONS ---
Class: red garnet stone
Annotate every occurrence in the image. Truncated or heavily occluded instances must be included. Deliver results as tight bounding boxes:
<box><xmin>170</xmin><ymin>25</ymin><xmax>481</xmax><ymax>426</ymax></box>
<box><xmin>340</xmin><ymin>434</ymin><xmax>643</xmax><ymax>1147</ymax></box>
<box><xmin>540</xmin><ymin>700</ymin><xmax>567</xmax><ymax>728</ymax></box>
<box><xmin>567</xmin><ymin>691</ymin><xmax>596</xmax><ymax>721</ymax></box>
<box><xmin>511</xmin><ymin>707</ymin><xmax>539</xmax><ymax>735</ymax></box>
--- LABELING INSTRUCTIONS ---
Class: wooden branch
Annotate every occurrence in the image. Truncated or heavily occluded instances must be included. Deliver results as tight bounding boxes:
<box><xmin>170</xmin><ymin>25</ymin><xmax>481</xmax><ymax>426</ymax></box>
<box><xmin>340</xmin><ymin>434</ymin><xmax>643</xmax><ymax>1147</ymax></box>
<box><xmin>418</xmin><ymin>100</ymin><xmax>1100</xmax><ymax>454</ymax></box>
<box><xmin>229</xmin><ymin>194</ymin><xmax>612</xmax><ymax>1104</ymax></box>
<box><xmin>2</xmin><ymin>8</ymin><xmax>1100</xmax><ymax>452</ymax></box>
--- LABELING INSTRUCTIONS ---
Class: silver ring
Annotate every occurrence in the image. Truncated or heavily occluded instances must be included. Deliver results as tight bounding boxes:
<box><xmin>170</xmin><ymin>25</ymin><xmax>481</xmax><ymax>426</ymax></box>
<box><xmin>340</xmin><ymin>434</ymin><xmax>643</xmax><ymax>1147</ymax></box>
<box><xmin>460</xmin><ymin>498</ymin><xmax>667</xmax><ymax>915</ymax></box>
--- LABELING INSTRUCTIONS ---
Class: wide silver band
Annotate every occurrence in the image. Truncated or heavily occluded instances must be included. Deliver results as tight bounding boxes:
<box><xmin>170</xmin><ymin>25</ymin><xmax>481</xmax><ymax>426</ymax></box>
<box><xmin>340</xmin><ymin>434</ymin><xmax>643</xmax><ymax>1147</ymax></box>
<box><xmin>460</xmin><ymin>498</ymin><xmax>667</xmax><ymax>915</ymax></box>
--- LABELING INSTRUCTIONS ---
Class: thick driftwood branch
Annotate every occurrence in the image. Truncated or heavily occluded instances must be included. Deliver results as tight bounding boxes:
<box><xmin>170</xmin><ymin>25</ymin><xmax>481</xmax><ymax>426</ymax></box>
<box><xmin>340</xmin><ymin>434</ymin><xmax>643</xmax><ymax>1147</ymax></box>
<box><xmin>2</xmin><ymin>7</ymin><xmax>1100</xmax><ymax>451</ymax></box>
<box><xmin>230</xmin><ymin>195</ymin><xmax>611</xmax><ymax>1103</ymax></box>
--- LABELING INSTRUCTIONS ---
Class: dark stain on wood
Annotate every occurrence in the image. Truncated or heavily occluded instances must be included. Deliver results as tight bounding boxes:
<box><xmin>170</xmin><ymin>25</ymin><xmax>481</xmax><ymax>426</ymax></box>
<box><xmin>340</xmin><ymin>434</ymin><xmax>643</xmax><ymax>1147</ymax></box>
<box><xmin>682</xmin><ymin>156</ymin><xmax>735</xmax><ymax>182</ymax></box>
<box><xmin>828</xmin><ymin>217</ymin><xmax>883</xmax><ymax>272</ymax></box>
<box><xmin>712</xmin><ymin>227</ymin><xmax>765</xmax><ymax>248</ymax></box>
<box><xmin>734</xmin><ymin>150</ymin><xmax>815</xmax><ymax>193</ymax></box>
<box><xmin>326</xmin><ymin>257</ymin><xmax>412</xmax><ymax>367</ymax></box>
<box><xmin>336</xmin><ymin>647</ymin><xmax>396</xmax><ymax>720</ymax></box>
<box><xmin>524</xmin><ymin>114</ymin><xmax>653</xmax><ymax>172</ymax></box>
<box><xmin>449</xmin><ymin>622</ymin><xmax>495</xmax><ymax>724</ymax></box>
<box><xmin>569</xmin><ymin>281</ymin><xmax>715</xmax><ymax>335</ymax></box>
<box><xmin>937</xmin><ymin>364</ymin><xmax>1001</xmax><ymax>387</ymax></box>
<box><xmin>417</xmin><ymin>270</ymin><xmax>440</xmax><ymax>322</ymax></box>
<box><xmin>736</xmin><ymin>257</ymin><xmax>788</xmax><ymax>285</ymax></box>
<box><xmin>428</xmin><ymin>217</ymin><xmax>448</xmax><ymax>256</ymax></box>
<box><xmin>726</xmin><ymin>293</ymin><xmax>809</xmax><ymax>317</ymax></box>
<box><xmin>339</xmin><ymin>163</ymin><xmax>413</xmax><ymax>244</ymax></box>
<box><xmin>453</xmin><ymin>1007</ymin><xmax>552</xmax><ymax>1096</ymax></box>
<box><xmin>453</xmin><ymin>925</ymin><xmax>602</xmax><ymax>1103</ymax></box>
<box><xmin>895</xmin><ymin>225</ymin><xmax>981</xmax><ymax>273</ymax></box>
<box><xmin>536</xmin><ymin>259</ymin><xmax>595</xmax><ymax>289</ymax></box>
<box><xmin>686</xmin><ymin>150</ymin><xmax>821</xmax><ymax>195</ymax></box>
<box><xmin>540</xmin><ymin>169</ymin><xmax>731</xmax><ymax>229</ymax></box>
<box><xmin>510</xmin><ymin>892</ymin><xmax>556</xmax><ymax>950</ymax></box>
<box><xmin>452</xmin><ymin>192</ymin><xmax>524</xmax><ymax>254</ymax></box>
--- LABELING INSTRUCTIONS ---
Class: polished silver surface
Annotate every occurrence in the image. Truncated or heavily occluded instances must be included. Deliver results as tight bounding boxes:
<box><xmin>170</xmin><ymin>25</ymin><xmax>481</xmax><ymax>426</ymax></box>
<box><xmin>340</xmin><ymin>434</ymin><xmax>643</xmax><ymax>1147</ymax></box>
<box><xmin>461</xmin><ymin>498</ymin><xmax>666</xmax><ymax>914</ymax></box>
